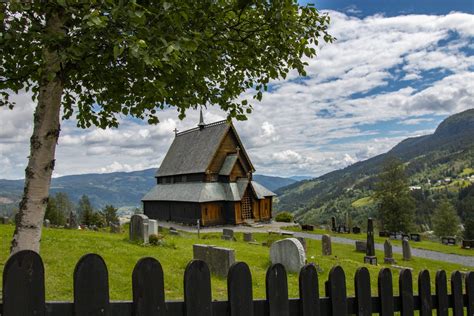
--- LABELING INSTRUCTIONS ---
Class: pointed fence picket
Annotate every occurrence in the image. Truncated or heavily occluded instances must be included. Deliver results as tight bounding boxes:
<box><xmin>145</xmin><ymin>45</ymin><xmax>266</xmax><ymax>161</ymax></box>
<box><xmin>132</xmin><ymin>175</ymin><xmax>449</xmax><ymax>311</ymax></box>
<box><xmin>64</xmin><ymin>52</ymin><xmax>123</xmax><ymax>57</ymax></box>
<box><xmin>1</xmin><ymin>250</ymin><xmax>473</xmax><ymax>316</ymax></box>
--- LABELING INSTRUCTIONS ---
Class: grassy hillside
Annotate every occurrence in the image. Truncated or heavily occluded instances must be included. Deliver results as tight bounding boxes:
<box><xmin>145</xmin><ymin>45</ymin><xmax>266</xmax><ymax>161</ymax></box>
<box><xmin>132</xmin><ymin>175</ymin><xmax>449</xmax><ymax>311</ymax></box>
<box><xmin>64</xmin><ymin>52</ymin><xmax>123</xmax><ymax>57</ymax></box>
<box><xmin>0</xmin><ymin>225</ymin><xmax>470</xmax><ymax>301</ymax></box>
<box><xmin>276</xmin><ymin>109</ymin><xmax>474</xmax><ymax>227</ymax></box>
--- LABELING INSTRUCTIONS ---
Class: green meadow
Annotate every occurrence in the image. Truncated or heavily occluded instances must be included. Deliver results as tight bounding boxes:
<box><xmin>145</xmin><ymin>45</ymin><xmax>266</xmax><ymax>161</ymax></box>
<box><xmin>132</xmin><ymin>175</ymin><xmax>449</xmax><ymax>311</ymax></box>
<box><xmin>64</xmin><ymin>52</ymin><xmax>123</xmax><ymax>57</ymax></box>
<box><xmin>0</xmin><ymin>224</ymin><xmax>471</xmax><ymax>301</ymax></box>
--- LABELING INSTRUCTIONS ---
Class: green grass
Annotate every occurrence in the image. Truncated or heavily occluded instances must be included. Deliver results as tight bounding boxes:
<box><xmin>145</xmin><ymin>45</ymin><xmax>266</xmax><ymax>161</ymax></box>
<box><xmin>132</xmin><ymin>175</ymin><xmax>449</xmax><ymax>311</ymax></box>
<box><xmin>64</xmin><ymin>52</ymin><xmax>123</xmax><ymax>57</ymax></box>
<box><xmin>351</xmin><ymin>196</ymin><xmax>374</xmax><ymax>208</ymax></box>
<box><xmin>284</xmin><ymin>226</ymin><xmax>474</xmax><ymax>257</ymax></box>
<box><xmin>0</xmin><ymin>225</ymin><xmax>471</xmax><ymax>301</ymax></box>
<box><xmin>460</xmin><ymin>167</ymin><xmax>474</xmax><ymax>177</ymax></box>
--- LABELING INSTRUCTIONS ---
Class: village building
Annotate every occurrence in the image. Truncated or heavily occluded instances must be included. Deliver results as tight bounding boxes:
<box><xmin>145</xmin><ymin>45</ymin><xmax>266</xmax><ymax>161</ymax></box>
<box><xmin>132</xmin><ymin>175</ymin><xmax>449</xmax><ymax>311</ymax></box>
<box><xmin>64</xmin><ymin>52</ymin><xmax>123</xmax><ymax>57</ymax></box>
<box><xmin>142</xmin><ymin>113</ymin><xmax>276</xmax><ymax>226</ymax></box>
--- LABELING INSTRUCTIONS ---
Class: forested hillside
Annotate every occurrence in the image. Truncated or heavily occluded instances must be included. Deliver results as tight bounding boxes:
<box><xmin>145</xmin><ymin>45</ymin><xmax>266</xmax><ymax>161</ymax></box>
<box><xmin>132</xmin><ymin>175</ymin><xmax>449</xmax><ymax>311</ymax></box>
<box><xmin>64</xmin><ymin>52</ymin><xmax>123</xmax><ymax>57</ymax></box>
<box><xmin>276</xmin><ymin>109</ymin><xmax>474</xmax><ymax>228</ymax></box>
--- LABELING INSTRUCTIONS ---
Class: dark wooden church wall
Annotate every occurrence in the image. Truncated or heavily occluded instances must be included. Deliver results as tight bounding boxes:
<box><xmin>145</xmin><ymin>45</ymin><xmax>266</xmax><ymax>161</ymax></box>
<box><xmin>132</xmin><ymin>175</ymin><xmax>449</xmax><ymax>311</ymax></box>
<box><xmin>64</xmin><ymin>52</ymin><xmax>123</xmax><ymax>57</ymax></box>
<box><xmin>144</xmin><ymin>201</ymin><xmax>201</xmax><ymax>225</ymax></box>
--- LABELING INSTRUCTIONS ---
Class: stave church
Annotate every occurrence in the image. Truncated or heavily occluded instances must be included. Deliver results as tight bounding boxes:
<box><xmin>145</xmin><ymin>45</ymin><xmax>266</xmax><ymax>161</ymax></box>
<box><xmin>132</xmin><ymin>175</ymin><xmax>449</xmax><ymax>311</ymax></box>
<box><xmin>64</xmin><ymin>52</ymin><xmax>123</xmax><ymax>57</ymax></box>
<box><xmin>142</xmin><ymin>113</ymin><xmax>275</xmax><ymax>226</ymax></box>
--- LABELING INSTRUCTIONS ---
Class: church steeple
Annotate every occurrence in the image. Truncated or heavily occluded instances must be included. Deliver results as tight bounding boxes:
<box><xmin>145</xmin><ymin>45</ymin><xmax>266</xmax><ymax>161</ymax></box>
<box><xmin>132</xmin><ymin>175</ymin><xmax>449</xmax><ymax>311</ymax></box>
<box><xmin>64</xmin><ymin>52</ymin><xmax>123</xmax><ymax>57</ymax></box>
<box><xmin>198</xmin><ymin>108</ymin><xmax>205</xmax><ymax>129</ymax></box>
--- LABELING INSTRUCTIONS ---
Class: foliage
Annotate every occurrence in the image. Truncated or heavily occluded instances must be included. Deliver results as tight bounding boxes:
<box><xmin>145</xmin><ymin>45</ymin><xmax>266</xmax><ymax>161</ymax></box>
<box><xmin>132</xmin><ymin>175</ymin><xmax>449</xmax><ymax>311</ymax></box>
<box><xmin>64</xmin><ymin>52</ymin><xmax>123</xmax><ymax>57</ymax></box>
<box><xmin>101</xmin><ymin>205</ymin><xmax>118</xmax><ymax>226</ymax></box>
<box><xmin>464</xmin><ymin>217</ymin><xmax>474</xmax><ymax>240</ymax></box>
<box><xmin>148</xmin><ymin>234</ymin><xmax>162</xmax><ymax>245</ymax></box>
<box><xmin>274</xmin><ymin>211</ymin><xmax>294</xmax><ymax>223</ymax></box>
<box><xmin>373</xmin><ymin>157</ymin><xmax>415</xmax><ymax>233</ymax></box>
<box><xmin>44</xmin><ymin>195</ymin><xmax>66</xmax><ymax>226</ymax></box>
<box><xmin>0</xmin><ymin>1</ymin><xmax>333</xmax><ymax>124</ymax></box>
<box><xmin>77</xmin><ymin>195</ymin><xmax>94</xmax><ymax>226</ymax></box>
<box><xmin>432</xmin><ymin>200</ymin><xmax>460</xmax><ymax>237</ymax></box>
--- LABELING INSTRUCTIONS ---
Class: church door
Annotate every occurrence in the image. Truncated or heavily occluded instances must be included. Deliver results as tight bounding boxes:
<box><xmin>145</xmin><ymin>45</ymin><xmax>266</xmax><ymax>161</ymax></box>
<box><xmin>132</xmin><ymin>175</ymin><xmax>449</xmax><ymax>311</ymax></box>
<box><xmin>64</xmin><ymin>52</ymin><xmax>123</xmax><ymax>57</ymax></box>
<box><xmin>241</xmin><ymin>189</ymin><xmax>253</xmax><ymax>220</ymax></box>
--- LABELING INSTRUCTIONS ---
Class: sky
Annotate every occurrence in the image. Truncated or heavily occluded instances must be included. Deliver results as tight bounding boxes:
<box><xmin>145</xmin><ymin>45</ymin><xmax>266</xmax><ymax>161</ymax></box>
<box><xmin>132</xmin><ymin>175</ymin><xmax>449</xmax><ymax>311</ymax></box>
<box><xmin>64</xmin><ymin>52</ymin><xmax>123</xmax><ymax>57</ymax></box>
<box><xmin>0</xmin><ymin>1</ymin><xmax>473</xmax><ymax>180</ymax></box>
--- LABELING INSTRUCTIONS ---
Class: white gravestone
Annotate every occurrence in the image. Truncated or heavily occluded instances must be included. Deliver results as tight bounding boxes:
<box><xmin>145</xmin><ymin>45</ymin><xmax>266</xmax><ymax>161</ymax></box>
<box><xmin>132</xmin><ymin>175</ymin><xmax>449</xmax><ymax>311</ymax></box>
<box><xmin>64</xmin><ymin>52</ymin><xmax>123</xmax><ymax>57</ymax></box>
<box><xmin>270</xmin><ymin>238</ymin><xmax>306</xmax><ymax>273</ymax></box>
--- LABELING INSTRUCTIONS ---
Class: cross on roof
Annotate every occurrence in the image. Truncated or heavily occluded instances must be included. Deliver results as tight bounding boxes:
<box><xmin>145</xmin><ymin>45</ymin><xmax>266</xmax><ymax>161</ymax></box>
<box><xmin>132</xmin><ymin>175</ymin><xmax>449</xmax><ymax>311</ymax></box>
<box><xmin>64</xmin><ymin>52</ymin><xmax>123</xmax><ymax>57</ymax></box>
<box><xmin>173</xmin><ymin>128</ymin><xmax>179</xmax><ymax>136</ymax></box>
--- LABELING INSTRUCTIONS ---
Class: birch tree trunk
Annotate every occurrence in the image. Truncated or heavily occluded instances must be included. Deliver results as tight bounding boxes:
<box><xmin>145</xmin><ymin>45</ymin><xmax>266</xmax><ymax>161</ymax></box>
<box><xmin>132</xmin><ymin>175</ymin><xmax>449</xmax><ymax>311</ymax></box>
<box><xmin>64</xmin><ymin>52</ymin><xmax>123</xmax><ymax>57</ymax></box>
<box><xmin>10</xmin><ymin>10</ymin><xmax>65</xmax><ymax>255</ymax></box>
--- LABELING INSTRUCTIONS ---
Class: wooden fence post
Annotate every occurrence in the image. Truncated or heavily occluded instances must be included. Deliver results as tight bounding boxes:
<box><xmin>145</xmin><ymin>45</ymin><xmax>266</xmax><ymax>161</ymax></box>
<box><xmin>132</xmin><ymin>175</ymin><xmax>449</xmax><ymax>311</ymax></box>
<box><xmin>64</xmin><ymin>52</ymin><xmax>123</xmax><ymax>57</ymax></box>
<box><xmin>299</xmin><ymin>264</ymin><xmax>321</xmax><ymax>316</ymax></box>
<box><xmin>435</xmin><ymin>270</ymin><xmax>448</xmax><ymax>316</ymax></box>
<box><xmin>378</xmin><ymin>268</ymin><xmax>394</xmax><ymax>316</ymax></box>
<box><xmin>467</xmin><ymin>271</ymin><xmax>474</xmax><ymax>316</ymax></box>
<box><xmin>354</xmin><ymin>267</ymin><xmax>371</xmax><ymax>316</ymax></box>
<box><xmin>74</xmin><ymin>253</ymin><xmax>110</xmax><ymax>316</ymax></box>
<box><xmin>2</xmin><ymin>250</ymin><xmax>45</xmax><ymax>316</ymax></box>
<box><xmin>228</xmin><ymin>262</ymin><xmax>254</xmax><ymax>316</ymax></box>
<box><xmin>266</xmin><ymin>263</ymin><xmax>289</xmax><ymax>316</ymax></box>
<box><xmin>398</xmin><ymin>269</ymin><xmax>414</xmax><ymax>316</ymax></box>
<box><xmin>132</xmin><ymin>257</ymin><xmax>166</xmax><ymax>316</ymax></box>
<box><xmin>450</xmin><ymin>271</ymin><xmax>463</xmax><ymax>316</ymax></box>
<box><xmin>328</xmin><ymin>266</ymin><xmax>348</xmax><ymax>316</ymax></box>
<box><xmin>418</xmin><ymin>270</ymin><xmax>432</xmax><ymax>316</ymax></box>
<box><xmin>184</xmin><ymin>260</ymin><xmax>212</xmax><ymax>316</ymax></box>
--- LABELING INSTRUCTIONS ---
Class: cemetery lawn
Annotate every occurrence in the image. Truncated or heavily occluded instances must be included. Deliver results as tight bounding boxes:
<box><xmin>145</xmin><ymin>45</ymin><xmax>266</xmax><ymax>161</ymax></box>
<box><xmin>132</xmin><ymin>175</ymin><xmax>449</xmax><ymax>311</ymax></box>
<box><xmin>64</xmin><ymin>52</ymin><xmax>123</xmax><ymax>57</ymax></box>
<box><xmin>283</xmin><ymin>226</ymin><xmax>474</xmax><ymax>257</ymax></box>
<box><xmin>0</xmin><ymin>224</ymin><xmax>471</xmax><ymax>302</ymax></box>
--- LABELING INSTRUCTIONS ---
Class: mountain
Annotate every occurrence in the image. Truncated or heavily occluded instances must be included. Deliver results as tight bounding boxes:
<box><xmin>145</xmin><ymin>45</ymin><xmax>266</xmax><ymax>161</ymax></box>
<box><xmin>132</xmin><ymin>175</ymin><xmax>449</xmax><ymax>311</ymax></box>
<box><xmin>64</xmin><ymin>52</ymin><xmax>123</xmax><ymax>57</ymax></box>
<box><xmin>0</xmin><ymin>170</ymin><xmax>297</xmax><ymax>213</ymax></box>
<box><xmin>289</xmin><ymin>176</ymin><xmax>314</xmax><ymax>181</ymax></box>
<box><xmin>253</xmin><ymin>175</ymin><xmax>297</xmax><ymax>191</ymax></box>
<box><xmin>275</xmin><ymin>109</ymin><xmax>474</xmax><ymax>225</ymax></box>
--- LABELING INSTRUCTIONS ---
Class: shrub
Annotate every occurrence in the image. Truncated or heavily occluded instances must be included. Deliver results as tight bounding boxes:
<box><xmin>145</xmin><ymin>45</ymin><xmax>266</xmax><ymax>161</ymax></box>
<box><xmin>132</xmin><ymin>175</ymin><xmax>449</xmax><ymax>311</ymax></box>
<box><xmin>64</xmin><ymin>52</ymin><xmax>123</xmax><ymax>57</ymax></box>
<box><xmin>275</xmin><ymin>211</ymin><xmax>294</xmax><ymax>223</ymax></box>
<box><xmin>149</xmin><ymin>234</ymin><xmax>164</xmax><ymax>245</ymax></box>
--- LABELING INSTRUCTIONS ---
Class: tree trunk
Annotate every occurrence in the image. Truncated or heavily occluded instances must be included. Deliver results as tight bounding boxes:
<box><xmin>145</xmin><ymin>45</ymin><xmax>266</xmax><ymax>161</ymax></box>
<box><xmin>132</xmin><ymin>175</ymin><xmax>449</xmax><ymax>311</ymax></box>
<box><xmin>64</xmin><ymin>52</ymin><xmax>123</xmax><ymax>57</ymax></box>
<box><xmin>10</xmin><ymin>9</ymin><xmax>65</xmax><ymax>255</ymax></box>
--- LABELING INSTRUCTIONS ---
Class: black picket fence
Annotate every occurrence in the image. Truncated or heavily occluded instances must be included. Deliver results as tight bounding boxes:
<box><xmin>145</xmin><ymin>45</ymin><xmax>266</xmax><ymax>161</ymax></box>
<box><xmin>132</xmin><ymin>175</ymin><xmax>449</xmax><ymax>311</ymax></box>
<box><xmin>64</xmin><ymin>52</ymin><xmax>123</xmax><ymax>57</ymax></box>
<box><xmin>1</xmin><ymin>250</ymin><xmax>473</xmax><ymax>316</ymax></box>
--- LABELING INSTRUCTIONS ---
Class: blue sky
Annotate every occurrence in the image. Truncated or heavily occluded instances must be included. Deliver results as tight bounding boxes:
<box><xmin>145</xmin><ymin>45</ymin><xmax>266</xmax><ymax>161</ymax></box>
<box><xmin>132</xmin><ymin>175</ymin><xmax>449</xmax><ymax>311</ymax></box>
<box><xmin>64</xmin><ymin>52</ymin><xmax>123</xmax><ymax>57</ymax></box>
<box><xmin>0</xmin><ymin>2</ymin><xmax>473</xmax><ymax>179</ymax></box>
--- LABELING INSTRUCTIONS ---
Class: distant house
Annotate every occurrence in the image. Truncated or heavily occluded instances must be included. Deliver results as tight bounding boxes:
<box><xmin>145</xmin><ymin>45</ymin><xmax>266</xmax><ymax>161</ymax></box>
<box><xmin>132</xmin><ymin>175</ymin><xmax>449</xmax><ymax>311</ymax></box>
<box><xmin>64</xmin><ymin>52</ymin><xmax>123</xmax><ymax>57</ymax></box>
<box><xmin>409</xmin><ymin>186</ymin><xmax>422</xmax><ymax>191</ymax></box>
<box><xmin>142</xmin><ymin>114</ymin><xmax>276</xmax><ymax>226</ymax></box>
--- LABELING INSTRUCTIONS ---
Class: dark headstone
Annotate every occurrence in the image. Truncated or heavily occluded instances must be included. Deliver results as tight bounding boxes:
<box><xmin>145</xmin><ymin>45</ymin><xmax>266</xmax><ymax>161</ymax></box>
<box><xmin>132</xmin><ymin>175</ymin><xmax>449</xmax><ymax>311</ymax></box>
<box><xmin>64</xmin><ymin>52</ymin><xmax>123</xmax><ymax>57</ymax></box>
<box><xmin>301</xmin><ymin>224</ymin><xmax>314</xmax><ymax>231</ymax></box>
<box><xmin>331</xmin><ymin>216</ymin><xmax>337</xmax><ymax>232</ymax></box>
<box><xmin>402</xmin><ymin>239</ymin><xmax>411</xmax><ymax>261</ymax></box>
<box><xmin>322</xmin><ymin>234</ymin><xmax>332</xmax><ymax>256</ymax></box>
<box><xmin>442</xmin><ymin>236</ymin><xmax>456</xmax><ymax>245</ymax></box>
<box><xmin>193</xmin><ymin>244</ymin><xmax>235</xmax><ymax>277</ymax></box>
<box><xmin>384</xmin><ymin>240</ymin><xmax>395</xmax><ymax>264</ymax></box>
<box><xmin>352</xmin><ymin>226</ymin><xmax>361</xmax><ymax>234</ymax></box>
<box><xmin>222</xmin><ymin>228</ymin><xmax>236</xmax><ymax>241</ymax></box>
<box><xmin>129</xmin><ymin>214</ymin><xmax>149</xmax><ymax>243</ymax></box>
<box><xmin>355</xmin><ymin>241</ymin><xmax>367</xmax><ymax>253</ymax></box>
<box><xmin>243</xmin><ymin>232</ymin><xmax>254</xmax><ymax>242</ymax></box>
<box><xmin>462</xmin><ymin>240</ymin><xmax>474</xmax><ymax>249</ymax></box>
<box><xmin>410</xmin><ymin>233</ymin><xmax>421</xmax><ymax>242</ymax></box>
<box><xmin>364</xmin><ymin>218</ymin><xmax>377</xmax><ymax>265</ymax></box>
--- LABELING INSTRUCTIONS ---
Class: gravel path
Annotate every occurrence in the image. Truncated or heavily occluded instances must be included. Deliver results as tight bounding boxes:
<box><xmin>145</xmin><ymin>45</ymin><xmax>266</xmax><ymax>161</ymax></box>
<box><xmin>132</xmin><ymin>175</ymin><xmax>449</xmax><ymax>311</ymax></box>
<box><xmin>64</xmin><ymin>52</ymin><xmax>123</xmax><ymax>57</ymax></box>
<box><xmin>292</xmin><ymin>231</ymin><xmax>474</xmax><ymax>267</ymax></box>
<box><xmin>156</xmin><ymin>221</ymin><xmax>474</xmax><ymax>267</ymax></box>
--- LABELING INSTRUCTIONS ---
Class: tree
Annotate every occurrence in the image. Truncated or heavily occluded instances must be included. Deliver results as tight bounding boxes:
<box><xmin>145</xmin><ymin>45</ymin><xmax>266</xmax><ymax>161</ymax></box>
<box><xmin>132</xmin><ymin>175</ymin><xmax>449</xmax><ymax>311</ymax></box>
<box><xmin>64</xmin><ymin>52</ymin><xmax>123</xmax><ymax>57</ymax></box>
<box><xmin>2</xmin><ymin>1</ymin><xmax>333</xmax><ymax>254</ymax></box>
<box><xmin>54</xmin><ymin>192</ymin><xmax>75</xmax><ymax>221</ymax></box>
<box><xmin>77</xmin><ymin>195</ymin><xmax>94</xmax><ymax>226</ymax></box>
<box><xmin>44</xmin><ymin>195</ymin><xmax>66</xmax><ymax>226</ymax></box>
<box><xmin>101</xmin><ymin>205</ymin><xmax>118</xmax><ymax>226</ymax></box>
<box><xmin>432</xmin><ymin>200</ymin><xmax>460</xmax><ymax>238</ymax></box>
<box><xmin>373</xmin><ymin>157</ymin><xmax>415</xmax><ymax>233</ymax></box>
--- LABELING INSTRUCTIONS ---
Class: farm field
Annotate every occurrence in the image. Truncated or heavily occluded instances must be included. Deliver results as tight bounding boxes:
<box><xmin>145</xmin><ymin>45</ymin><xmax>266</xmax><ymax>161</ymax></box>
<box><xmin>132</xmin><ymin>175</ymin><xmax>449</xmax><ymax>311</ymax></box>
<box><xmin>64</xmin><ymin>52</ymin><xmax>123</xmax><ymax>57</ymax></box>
<box><xmin>283</xmin><ymin>226</ymin><xmax>474</xmax><ymax>257</ymax></box>
<box><xmin>0</xmin><ymin>225</ymin><xmax>471</xmax><ymax>301</ymax></box>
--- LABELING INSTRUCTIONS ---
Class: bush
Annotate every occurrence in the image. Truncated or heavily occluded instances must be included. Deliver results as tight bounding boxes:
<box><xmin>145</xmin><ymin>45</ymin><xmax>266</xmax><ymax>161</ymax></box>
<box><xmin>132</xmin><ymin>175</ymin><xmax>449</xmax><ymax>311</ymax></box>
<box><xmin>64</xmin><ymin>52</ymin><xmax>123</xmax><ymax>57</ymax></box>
<box><xmin>275</xmin><ymin>211</ymin><xmax>294</xmax><ymax>223</ymax></box>
<box><xmin>149</xmin><ymin>234</ymin><xmax>164</xmax><ymax>245</ymax></box>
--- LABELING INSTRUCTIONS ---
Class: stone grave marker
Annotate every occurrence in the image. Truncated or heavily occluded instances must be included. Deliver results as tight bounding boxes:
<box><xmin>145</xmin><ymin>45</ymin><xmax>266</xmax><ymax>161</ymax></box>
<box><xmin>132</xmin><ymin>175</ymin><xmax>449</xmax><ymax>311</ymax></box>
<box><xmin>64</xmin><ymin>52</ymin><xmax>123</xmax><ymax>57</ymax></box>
<box><xmin>410</xmin><ymin>233</ymin><xmax>421</xmax><ymax>242</ymax></box>
<box><xmin>301</xmin><ymin>224</ymin><xmax>314</xmax><ymax>231</ymax></box>
<box><xmin>364</xmin><ymin>218</ymin><xmax>377</xmax><ymax>265</ymax></box>
<box><xmin>297</xmin><ymin>237</ymin><xmax>307</xmax><ymax>252</ymax></box>
<box><xmin>129</xmin><ymin>214</ymin><xmax>149</xmax><ymax>243</ymax></box>
<box><xmin>402</xmin><ymin>234</ymin><xmax>410</xmax><ymax>241</ymax></box>
<box><xmin>243</xmin><ymin>232</ymin><xmax>254</xmax><ymax>242</ymax></box>
<box><xmin>389</xmin><ymin>232</ymin><xmax>397</xmax><ymax>240</ymax></box>
<box><xmin>44</xmin><ymin>219</ymin><xmax>50</xmax><ymax>228</ymax></box>
<box><xmin>355</xmin><ymin>241</ymin><xmax>367</xmax><ymax>253</ymax></box>
<box><xmin>270</xmin><ymin>238</ymin><xmax>306</xmax><ymax>273</ymax></box>
<box><xmin>322</xmin><ymin>234</ymin><xmax>332</xmax><ymax>256</ymax></box>
<box><xmin>402</xmin><ymin>239</ymin><xmax>411</xmax><ymax>261</ymax></box>
<box><xmin>148</xmin><ymin>219</ymin><xmax>158</xmax><ymax>236</ymax></box>
<box><xmin>222</xmin><ymin>228</ymin><xmax>236</xmax><ymax>241</ymax></box>
<box><xmin>352</xmin><ymin>226</ymin><xmax>361</xmax><ymax>234</ymax></box>
<box><xmin>384</xmin><ymin>240</ymin><xmax>395</xmax><ymax>264</ymax></box>
<box><xmin>462</xmin><ymin>240</ymin><xmax>474</xmax><ymax>249</ymax></box>
<box><xmin>331</xmin><ymin>216</ymin><xmax>337</xmax><ymax>232</ymax></box>
<box><xmin>193</xmin><ymin>244</ymin><xmax>235</xmax><ymax>277</ymax></box>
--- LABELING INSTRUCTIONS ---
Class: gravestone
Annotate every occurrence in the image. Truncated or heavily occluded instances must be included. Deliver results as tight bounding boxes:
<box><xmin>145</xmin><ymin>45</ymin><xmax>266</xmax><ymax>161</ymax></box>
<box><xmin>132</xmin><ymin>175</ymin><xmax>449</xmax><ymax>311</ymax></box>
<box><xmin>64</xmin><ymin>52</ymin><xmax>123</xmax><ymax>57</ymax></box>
<box><xmin>337</xmin><ymin>225</ymin><xmax>345</xmax><ymax>234</ymax></box>
<box><xmin>68</xmin><ymin>211</ymin><xmax>78</xmax><ymax>229</ymax></box>
<box><xmin>193</xmin><ymin>244</ymin><xmax>235</xmax><ymax>277</ymax></box>
<box><xmin>301</xmin><ymin>224</ymin><xmax>314</xmax><ymax>231</ymax></box>
<box><xmin>402</xmin><ymin>239</ymin><xmax>411</xmax><ymax>261</ymax></box>
<box><xmin>322</xmin><ymin>234</ymin><xmax>332</xmax><ymax>256</ymax></box>
<box><xmin>410</xmin><ymin>233</ymin><xmax>421</xmax><ymax>242</ymax></box>
<box><xmin>364</xmin><ymin>218</ymin><xmax>377</xmax><ymax>265</ymax></box>
<box><xmin>462</xmin><ymin>240</ymin><xmax>474</xmax><ymax>249</ymax></box>
<box><xmin>331</xmin><ymin>216</ymin><xmax>337</xmax><ymax>232</ymax></box>
<box><xmin>402</xmin><ymin>234</ymin><xmax>410</xmax><ymax>241</ymax></box>
<box><xmin>44</xmin><ymin>219</ymin><xmax>50</xmax><ymax>228</ymax></box>
<box><xmin>352</xmin><ymin>226</ymin><xmax>361</xmax><ymax>234</ymax></box>
<box><xmin>222</xmin><ymin>228</ymin><xmax>236</xmax><ymax>241</ymax></box>
<box><xmin>270</xmin><ymin>238</ymin><xmax>306</xmax><ymax>273</ymax></box>
<box><xmin>243</xmin><ymin>232</ymin><xmax>254</xmax><ymax>242</ymax></box>
<box><xmin>1</xmin><ymin>216</ymin><xmax>9</xmax><ymax>224</ymax></box>
<box><xmin>384</xmin><ymin>240</ymin><xmax>395</xmax><ymax>264</ymax></box>
<box><xmin>129</xmin><ymin>214</ymin><xmax>149</xmax><ymax>243</ymax></box>
<box><xmin>355</xmin><ymin>241</ymin><xmax>367</xmax><ymax>253</ymax></box>
<box><xmin>442</xmin><ymin>236</ymin><xmax>456</xmax><ymax>245</ymax></box>
<box><xmin>110</xmin><ymin>222</ymin><xmax>121</xmax><ymax>233</ymax></box>
<box><xmin>389</xmin><ymin>232</ymin><xmax>397</xmax><ymax>240</ymax></box>
<box><xmin>297</xmin><ymin>237</ymin><xmax>307</xmax><ymax>252</ymax></box>
<box><xmin>148</xmin><ymin>219</ymin><xmax>158</xmax><ymax>235</ymax></box>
